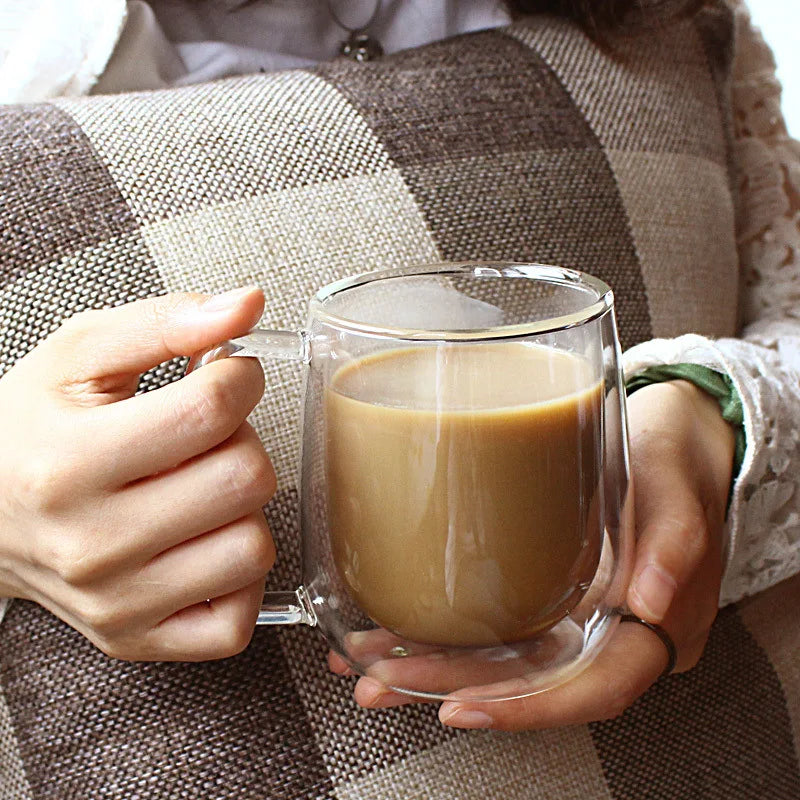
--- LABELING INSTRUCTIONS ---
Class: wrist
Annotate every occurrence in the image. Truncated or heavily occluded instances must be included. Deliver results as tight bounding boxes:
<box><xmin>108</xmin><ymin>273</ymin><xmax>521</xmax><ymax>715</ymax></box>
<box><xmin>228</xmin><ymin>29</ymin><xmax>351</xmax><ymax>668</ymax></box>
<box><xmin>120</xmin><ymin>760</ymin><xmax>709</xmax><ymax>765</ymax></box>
<box><xmin>626</xmin><ymin>363</ymin><xmax>745</xmax><ymax>483</ymax></box>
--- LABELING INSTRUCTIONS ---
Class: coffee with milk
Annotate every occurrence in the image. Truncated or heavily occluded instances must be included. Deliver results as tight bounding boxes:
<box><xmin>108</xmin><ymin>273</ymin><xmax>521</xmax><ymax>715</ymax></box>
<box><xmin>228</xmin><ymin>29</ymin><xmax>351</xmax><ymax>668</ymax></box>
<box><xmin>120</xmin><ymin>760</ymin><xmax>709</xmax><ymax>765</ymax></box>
<box><xmin>326</xmin><ymin>342</ymin><xmax>603</xmax><ymax>647</ymax></box>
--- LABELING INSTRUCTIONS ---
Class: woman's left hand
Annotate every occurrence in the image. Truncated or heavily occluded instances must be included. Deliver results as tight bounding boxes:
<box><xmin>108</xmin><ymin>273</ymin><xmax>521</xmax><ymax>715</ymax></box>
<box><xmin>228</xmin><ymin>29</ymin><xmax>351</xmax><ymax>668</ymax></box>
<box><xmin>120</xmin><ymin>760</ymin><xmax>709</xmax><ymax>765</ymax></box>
<box><xmin>328</xmin><ymin>379</ymin><xmax>736</xmax><ymax>730</ymax></box>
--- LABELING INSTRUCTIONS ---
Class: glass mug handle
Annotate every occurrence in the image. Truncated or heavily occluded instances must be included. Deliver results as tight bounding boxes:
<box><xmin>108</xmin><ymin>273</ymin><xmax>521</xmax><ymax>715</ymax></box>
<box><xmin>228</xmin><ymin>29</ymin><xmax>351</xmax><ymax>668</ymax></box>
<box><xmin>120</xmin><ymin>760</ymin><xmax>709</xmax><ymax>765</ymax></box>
<box><xmin>187</xmin><ymin>329</ymin><xmax>317</xmax><ymax>628</ymax></box>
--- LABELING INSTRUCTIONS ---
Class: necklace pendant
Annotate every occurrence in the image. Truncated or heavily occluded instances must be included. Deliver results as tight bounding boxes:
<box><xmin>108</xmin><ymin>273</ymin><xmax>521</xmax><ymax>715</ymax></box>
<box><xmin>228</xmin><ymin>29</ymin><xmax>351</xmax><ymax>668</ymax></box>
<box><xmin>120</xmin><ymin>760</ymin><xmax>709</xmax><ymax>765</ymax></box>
<box><xmin>340</xmin><ymin>32</ymin><xmax>384</xmax><ymax>62</ymax></box>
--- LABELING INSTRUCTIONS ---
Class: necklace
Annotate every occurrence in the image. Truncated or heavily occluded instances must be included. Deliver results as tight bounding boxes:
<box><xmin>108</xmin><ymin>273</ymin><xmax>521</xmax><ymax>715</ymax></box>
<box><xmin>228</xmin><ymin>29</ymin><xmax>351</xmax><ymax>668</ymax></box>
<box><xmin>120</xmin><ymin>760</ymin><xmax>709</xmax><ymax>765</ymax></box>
<box><xmin>326</xmin><ymin>0</ymin><xmax>384</xmax><ymax>62</ymax></box>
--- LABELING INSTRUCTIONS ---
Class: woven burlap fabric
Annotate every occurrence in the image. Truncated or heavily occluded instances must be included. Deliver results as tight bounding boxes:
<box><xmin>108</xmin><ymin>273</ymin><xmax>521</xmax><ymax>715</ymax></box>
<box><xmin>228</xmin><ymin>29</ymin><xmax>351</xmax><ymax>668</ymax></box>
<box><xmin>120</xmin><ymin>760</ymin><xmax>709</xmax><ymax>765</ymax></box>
<box><xmin>2</xmin><ymin>7</ymin><xmax>798</xmax><ymax>799</ymax></box>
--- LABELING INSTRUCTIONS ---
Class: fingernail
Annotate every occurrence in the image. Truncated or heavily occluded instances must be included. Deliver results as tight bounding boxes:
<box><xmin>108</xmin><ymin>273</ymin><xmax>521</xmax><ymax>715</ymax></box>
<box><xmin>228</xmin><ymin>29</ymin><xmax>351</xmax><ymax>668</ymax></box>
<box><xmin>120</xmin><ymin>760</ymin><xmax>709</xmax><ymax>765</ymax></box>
<box><xmin>356</xmin><ymin>678</ymin><xmax>408</xmax><ymax>709</ymax></box>
<box><xmin>359</xmin><ymin>677</ymin><xmax>386</xmax><ymax>705</ymax></box>
<box><xmin>632</xmin><ymin>563</ymin><xmax>677</xmax><ymax>622</ymax></box>
<box><xmin>440</xmin><ymin>705</ymin><xmax>494</xmax><ymax>729</ymax></box>
<box><xmin>365</xmin><ymin>663</ymin><xmax>394</xmax><ymax>685</ymax></box>
<box><xmin>201</xmin><ymin>287</ymin><xmax>256</xmax><ymax>313</ymax></box>
<box><xmin>346</xmin><ymin>631</ymin><xmax>369</xmax><ymax>647</ymax></box>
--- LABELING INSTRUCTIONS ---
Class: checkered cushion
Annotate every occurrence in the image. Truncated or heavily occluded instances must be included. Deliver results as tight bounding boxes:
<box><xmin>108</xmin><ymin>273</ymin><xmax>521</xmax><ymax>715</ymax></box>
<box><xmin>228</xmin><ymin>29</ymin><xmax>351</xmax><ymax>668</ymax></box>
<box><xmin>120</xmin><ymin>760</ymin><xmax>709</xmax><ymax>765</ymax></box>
<box><xmin>3</xmin><ymin>6</ymin><xmax>798</xmax><ymax>798</ymax></box>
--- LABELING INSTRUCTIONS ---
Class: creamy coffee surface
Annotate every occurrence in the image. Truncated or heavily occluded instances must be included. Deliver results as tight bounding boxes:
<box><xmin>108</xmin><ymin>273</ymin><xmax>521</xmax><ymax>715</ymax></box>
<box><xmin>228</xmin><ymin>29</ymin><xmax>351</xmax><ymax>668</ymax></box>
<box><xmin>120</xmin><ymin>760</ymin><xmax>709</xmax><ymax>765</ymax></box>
<box><xmin>326</xmin><ymin>343</ymin><xmax>603</xmax><ymax>647</ymax></box>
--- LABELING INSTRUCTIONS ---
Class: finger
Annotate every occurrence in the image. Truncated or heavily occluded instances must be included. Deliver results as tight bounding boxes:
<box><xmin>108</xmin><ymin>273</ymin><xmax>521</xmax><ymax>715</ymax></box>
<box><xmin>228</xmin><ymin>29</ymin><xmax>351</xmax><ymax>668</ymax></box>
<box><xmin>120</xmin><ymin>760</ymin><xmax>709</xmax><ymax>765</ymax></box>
<box><xmin>144</xmin><ymin>579</ymin><xmax>267</xmax><ymax>661</ymax></box>
<box><xmin>39</xmin><ymin>288</ymin><xmax>264</xmax><ymax>398</ymax></box>
<box><xmin>350</xmin><ymin>631</ymin><xmax>577</xmax><ymax>702</ymax></box>
<box><xmin>675</xmin><ymin>628</ymin><xmax>711</xmax><ymax>673</ymax></box>
<box><xmin>136</xmin><ymin>512</ymin><xmax>276</xmax><ymax>624</ymax></box>
<box><xmin>627</xmin><ymin>469</ymin><xmax>711</xmax><ymax>626</ymax></box>
<box><xmin>436</xmin><ymin>623</ymin><xmax>666</xmax><ymax>731</ymax></box>
<box><xmin>93</xmin><ymin>423</ymin><xmax>276</xmax><ymax>565</ymax></box>
<box><xmin>328</xmin><ymin>651</ymin><xmax>355</xmax><ymax>676</ymax></box>
<box><xmin>23</xmin><ymin>570</ymin><xmax>268</xmax><ymax>663</ymax></box>
<box><xmin>343</xmin><ymin>628</ymin><xmax>446</xmax><ymax>662</ymax></box>
<box><xmin>94</xmin><ymin>359</ymin><xmax>266</xmax><ymax>485</ymax></box>
<box><xmin>43</xmin><ymin>512</ymin><xmax>275</xmax><ymax>644</ymax></box>
<box><xmin>355</xmin><ymin>678</ymin><xmax>421</xmax><ymax>709</ymax></box>
<box><xmin>626</xmin><ymin>385</ymin><xmax>725</xmax><ymax>627</ymax></box>
<box><xmin>625</xmin><ymin>474</ymin><xmax>717</xmax><ymax>671</ymax></box>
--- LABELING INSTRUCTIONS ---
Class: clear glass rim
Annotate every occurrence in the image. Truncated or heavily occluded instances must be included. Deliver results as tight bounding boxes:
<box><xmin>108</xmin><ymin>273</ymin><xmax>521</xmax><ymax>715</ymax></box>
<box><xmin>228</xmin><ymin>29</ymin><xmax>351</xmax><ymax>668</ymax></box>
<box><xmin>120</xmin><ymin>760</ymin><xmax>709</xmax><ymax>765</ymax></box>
<box><xmin>310</xmin><ymin>262</ymin><xmax>614</xmax><ymax>341</ymax></box>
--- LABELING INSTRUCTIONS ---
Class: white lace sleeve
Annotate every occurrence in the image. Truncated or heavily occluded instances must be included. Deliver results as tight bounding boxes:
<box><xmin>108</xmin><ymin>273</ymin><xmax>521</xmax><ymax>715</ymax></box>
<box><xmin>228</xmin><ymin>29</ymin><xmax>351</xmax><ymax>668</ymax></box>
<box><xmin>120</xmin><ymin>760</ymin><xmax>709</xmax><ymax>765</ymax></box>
<box><xmin>623</xmin><ymin>0</ymin><xmax>800</xmax><ymax>606</ymax></box>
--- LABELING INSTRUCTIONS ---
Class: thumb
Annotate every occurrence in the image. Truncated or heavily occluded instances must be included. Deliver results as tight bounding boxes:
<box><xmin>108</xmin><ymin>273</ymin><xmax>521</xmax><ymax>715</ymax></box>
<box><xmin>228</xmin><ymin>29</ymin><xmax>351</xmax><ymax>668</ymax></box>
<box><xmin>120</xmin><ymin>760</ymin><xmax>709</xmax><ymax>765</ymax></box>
<box><xmin>38</xmin><ymin>287</ymin><xmax>265</xmax><ymax>385</ymax></box>
<box><xmin>626</xmin><ymin>409</ymin><xmax>703</xmax><ymax>625</ymax></box>
<box><xmin>627</xmin><ymin>511</ymin><xmax>701</xmax><ymax>624</ymax></box>
<box><xmin>626</xmin><ymin>448</ymin><xmax>712</xmax><ymax>624</ymax></box>
<box><xmin>625</xmin><ymin>480</ymin><xmax>721</xmax><ymax>674</ymax></box>
<box><xmin>625</xmin><ymin>382</ymin><xmax>729</xmax><ymax>628</ymax></box>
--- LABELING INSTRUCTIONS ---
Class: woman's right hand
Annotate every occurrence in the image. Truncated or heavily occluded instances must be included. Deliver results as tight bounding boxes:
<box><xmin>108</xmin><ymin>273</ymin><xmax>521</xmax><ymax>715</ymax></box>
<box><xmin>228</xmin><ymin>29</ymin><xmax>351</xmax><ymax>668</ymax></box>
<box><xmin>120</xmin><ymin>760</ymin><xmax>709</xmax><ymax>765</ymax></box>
<box><xmin>0</xmin><ymin>288</ymin><xmax>277</xmax><ymax>661</ymax></box>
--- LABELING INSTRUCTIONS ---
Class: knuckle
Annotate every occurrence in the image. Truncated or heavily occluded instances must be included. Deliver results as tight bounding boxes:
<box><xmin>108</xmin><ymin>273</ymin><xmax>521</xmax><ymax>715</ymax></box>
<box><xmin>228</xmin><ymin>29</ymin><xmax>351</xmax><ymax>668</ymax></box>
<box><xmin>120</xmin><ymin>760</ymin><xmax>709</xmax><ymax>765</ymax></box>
<box><xmin>182</xmin><ymin>374</ymin><xmax>237</xmax><ymax>443</ymax></box>
<box><xmin>648</xmin><ymin>512</ymin><xmax>708</xmax><ymax>576</ymax></box>
<box><xmin>599</xmin><ymin>676</ymin><xmax>639</xmax><ymax>721</ymax></box>
<box><xmin>77</xmin><ymin>595</ymin><xmax>130</xmax><ymax>639</ymax></box>
<box><xmin>235</xmin><ymin>522</ymin><xmax>276</xmax><ymax>576</ymax></box>
<box><xmin>675</xmin><ymin>651</ymin><xmax>702</xmax><ymax>674</ymax></box>
<box><xmin>140</xmin><ymin>294</ymin><xmax>202</xmax><ymax>348</ymax></box>
<box><xmin>58</xmin><ymin>558</ymin><xmax>96</xmax><ymax>587</ymax></box>
<box><xmin>40</xmin><ymin>528</ymin><xmax>114</xmax><ymax>587</ymax></box>
<box><xmin>229</xmin><ymin>444</ymin><xmax>276</xmax><ymax>507</ymax></box>
<box><xmin>93</xmin><ymin>636</ymin><xmax>137</xmax><ymax>662</ymax></box>
<box><xmin>140</xmin><ymin>295</ymin><xmax>174</xmax><ymax>330</ymax></box>
<box><xmin>212</xmin><ymin>613</ymin><xmax>255</xmax><ymax>659</ymax></box>
<box><xmin>57</xmin><ymin>309</ymin><xmax>105</xmax><ymax>343</ymax></box>
<box><xmin>700</xmin><ymin>604</ymin><xmax>718</xmax><ymax>635</ymax></box>
<box><xmin>600</xmin><ymin>699</ymin><xmax>630</xmax><ymax>722</ymax></box>
<box><xmin>41</xmin><ymin>537</ymin><xmax>93</xmax><ymax>585</ymax></box>
<box><xmin>141</xmin><ymin>295</ymin><xmax>203</xmax><ymax>359</ymax></box>
<box><xmin>670</xmin><ymin>512</ymin><xmax>709</xmax><ymax>561</ymax></box>
<box><xmin>237</xmin><ymin>358</ymin><xmax>266</xmax><ymax>404</ymax></box>
<box><xmin>19</xmin><ymin>452</ymin><xmax>71</xmax><ymax>514</ymax></box>
<box><xmin>676</xmin><ymin>628</ymin><xmax>712</xmax><ymax>673</ymax></box>
<box><xmin>692</xmin><ymin>604</ymin><xmax>718</xmax><ymax>643</ymax></box>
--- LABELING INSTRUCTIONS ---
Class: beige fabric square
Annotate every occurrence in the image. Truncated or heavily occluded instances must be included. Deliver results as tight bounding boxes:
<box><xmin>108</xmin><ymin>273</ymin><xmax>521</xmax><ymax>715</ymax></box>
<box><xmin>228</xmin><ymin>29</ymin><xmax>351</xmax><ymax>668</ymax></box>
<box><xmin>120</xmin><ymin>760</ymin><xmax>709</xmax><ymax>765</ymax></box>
<box><xmin>141</xmin><ymin>172</ymin><xmax>440</xmax><ymax>484</ymax></box>
<box><xmin>607</xmin><ymin>151</ymin><xmax>739</xmax><ymax>338</ymax></box>
<box><xmin>56</xmin><ymin>72</ymin><xmax>394</xmax><ymax>224</ymax></box>
<box><xmin>335</xmin><ymin>726</ymin><xmax>612</xmax><ymax>800</ymax></box>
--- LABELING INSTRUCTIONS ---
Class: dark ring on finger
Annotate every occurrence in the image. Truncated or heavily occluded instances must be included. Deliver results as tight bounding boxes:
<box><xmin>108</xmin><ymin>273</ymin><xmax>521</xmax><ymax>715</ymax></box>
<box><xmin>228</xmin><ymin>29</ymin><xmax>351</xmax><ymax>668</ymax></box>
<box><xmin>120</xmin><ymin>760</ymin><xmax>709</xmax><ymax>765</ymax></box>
<box><xmin>619</xmin><ymin>613</ymin><xmax>677</xmax><ymax>679</ymax></box>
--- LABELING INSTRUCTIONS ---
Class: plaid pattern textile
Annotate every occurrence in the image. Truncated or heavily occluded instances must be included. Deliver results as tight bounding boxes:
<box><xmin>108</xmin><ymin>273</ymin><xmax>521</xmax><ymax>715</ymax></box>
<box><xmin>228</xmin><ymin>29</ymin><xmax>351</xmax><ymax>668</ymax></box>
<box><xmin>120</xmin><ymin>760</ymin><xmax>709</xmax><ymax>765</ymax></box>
<box><xmin>2</xmin><ymin>7</ymin><xmax>798</xmax><ymax>798</ymax></box>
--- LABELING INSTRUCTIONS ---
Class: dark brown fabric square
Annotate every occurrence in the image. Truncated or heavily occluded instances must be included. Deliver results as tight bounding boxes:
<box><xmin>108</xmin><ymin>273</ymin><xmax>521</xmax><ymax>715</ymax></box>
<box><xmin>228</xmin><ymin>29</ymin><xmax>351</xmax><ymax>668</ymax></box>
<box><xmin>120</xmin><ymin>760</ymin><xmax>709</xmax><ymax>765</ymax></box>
<box><xmin>1</xmin><ymin>602</ymin><xmax>334</xmax><ymax>800</ymax></box>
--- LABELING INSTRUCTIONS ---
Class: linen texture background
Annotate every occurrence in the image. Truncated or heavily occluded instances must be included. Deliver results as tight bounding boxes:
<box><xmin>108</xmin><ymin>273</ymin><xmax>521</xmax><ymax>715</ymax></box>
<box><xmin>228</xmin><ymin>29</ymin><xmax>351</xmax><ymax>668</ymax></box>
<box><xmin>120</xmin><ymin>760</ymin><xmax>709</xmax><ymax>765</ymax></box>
<box><xmin>1</xmin><ymin>7</ymin><xmax>799</xmax><ymax>799</ymax></box>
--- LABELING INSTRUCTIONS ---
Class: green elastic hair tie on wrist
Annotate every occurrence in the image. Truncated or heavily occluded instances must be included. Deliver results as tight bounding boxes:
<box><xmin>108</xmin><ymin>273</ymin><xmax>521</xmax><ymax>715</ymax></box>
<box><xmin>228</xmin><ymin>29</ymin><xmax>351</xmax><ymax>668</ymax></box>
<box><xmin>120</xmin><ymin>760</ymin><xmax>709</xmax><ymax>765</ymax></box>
<box><xmin>625</xmin><ymin>363</ymin><xmax>746</xmax><ymax>490</ymax></box>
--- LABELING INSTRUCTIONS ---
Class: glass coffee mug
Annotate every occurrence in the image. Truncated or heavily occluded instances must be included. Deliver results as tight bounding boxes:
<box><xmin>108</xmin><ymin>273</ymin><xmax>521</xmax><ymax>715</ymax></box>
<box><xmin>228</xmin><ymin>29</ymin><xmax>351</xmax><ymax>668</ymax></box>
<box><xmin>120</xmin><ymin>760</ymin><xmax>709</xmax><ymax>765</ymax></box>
<box><xmin>188</xmin><ymin>262</ymin><xmax>634</xmax><ymax>702</ymax></box>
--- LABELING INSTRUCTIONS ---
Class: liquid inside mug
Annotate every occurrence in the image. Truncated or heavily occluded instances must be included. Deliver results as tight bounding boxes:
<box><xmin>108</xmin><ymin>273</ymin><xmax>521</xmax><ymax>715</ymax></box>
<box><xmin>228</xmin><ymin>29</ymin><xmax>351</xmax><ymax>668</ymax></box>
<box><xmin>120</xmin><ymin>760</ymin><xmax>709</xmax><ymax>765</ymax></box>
<box><xmin>188</xmin><ymin>262</ymin><xmax>634</xmax><ymax>702</ymax></box>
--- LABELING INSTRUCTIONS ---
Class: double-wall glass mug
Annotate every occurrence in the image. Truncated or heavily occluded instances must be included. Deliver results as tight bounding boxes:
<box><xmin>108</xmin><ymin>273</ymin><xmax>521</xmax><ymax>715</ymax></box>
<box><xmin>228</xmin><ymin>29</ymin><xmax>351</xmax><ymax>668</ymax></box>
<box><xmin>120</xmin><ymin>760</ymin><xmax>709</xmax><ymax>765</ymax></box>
<box><xmin>188</xmin><ymin>263</ymin><xmax>634</xmax><ymax>702</ymax></box>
